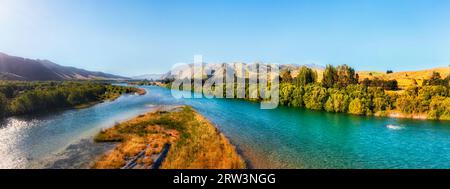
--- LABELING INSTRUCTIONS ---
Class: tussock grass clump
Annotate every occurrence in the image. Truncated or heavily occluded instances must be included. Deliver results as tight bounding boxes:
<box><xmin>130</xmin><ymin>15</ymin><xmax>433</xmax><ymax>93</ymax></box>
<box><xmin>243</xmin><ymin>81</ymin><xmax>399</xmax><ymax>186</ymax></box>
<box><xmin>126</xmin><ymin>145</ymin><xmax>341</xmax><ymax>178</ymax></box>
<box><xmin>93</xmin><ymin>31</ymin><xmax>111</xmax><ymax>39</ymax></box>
<box><xmin>161</xmin><ymin>107</ymin><xmax>246</xmax><ymax>169</ymax></box>
<box><xmin>92</xmin><ymin>106</ymin><xmax>245</xmax><ymax>169</ymax></box>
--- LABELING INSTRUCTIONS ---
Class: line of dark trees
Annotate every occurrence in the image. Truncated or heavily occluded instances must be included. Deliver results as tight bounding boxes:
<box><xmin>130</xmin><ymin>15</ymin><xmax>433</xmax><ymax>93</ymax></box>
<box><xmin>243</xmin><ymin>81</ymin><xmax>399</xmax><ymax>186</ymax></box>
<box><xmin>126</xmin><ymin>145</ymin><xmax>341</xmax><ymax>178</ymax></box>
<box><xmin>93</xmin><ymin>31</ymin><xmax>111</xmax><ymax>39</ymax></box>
<box><xmin>281</xmin><ymin>65</ymin><xmax>399</xmax><ymax>90</ymax></box>
<box><xmin>0</xmin><ymin>81</ymin><xmax>140</xmax><ymax>118</ymax></box>
<box><xmin>361</xmin><ymin>78</ymin><xmax>398</xmax><ymax>90</ymax></box>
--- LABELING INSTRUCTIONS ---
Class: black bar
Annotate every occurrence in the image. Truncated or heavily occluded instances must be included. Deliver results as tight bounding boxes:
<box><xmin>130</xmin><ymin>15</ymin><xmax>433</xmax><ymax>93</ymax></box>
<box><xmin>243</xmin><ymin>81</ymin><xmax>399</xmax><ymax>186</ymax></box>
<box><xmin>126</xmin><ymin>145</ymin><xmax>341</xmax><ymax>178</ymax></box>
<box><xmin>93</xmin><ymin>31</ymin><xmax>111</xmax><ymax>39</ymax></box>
<box><xmin>1</xmin><ymin>169</ymin><xmax>449</xmax><ymax>187</ymax></box>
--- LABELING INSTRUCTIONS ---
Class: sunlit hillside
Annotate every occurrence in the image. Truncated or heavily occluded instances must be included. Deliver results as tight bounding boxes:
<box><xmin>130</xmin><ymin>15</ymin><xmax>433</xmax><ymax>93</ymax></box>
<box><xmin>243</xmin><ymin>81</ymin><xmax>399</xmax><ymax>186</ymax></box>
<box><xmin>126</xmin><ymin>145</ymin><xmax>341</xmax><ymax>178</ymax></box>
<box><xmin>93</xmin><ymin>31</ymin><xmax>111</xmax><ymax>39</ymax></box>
<box><xmin>358</xmin><ymin>66</ymin><xmax>450</xmax><ymax>89</ymax></box>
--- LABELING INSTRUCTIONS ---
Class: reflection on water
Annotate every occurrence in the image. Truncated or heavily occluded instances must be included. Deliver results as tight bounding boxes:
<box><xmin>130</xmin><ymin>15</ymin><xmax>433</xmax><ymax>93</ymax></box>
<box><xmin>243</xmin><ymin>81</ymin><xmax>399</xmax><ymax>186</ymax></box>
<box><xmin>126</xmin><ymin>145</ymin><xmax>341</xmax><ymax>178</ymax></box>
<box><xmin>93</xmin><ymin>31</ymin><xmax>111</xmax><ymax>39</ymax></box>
<box><xmin>41</xmin><ymin>139</ymin><xmax>117</xmax><ymax>169</ymax></box>
<box><xmin>1</xmin><ymin>86</ymin><xmax>450</xmax><ymax>169</ymax></box>
<box><xmin>0</xmin><ymin>93</ymin><xmax>156</xmax><ymax>169</ymax></box>
<box><xmin>386</xmin><ymin>124</ymin><xmax>404</xmax><ymax>130</ymax></box>
<box><xmin>0</xmin><ymin>118</ymin><xmax>40</xmax><ymax>168</ymax></box>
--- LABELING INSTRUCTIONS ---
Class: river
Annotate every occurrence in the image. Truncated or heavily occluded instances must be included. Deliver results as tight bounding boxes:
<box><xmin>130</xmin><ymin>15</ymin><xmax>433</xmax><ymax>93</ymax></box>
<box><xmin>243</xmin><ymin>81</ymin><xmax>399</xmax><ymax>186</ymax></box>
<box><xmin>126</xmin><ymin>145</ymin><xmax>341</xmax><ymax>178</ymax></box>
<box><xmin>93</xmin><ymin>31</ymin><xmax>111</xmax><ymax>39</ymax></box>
<box><xmin>1</xmin><ymin>86</ymin><xmax>450</xmax><ymax>169</ymax></box>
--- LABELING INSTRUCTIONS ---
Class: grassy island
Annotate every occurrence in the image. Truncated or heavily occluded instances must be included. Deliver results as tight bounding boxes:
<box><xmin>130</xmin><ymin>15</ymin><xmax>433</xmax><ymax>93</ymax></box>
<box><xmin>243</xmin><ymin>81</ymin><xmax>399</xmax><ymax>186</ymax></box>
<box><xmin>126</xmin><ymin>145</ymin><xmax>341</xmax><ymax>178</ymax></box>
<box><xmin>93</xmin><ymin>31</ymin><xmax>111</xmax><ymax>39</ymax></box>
<box><xmin>93</xmin><ymin>105</ymin><xmax>246</xmax><ymax>169</ymax></box>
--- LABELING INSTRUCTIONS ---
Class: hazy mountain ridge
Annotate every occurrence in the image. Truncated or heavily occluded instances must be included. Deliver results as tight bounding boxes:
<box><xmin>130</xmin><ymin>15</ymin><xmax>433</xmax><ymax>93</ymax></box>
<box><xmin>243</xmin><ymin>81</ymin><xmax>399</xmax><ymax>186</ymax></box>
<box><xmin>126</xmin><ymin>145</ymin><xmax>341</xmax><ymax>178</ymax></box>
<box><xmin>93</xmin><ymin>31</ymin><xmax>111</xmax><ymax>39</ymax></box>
<box><xmin>131</xmin><ymin>74</ymin><xmax>164</xmax><ymax>80</ymax></box>
<box><xmin>160</xmin><ymin>62</ymin><xmax>325</xmax><ymax>80</ymax></box>
<box><xmin>0</xmin><ymin>52</ymin><xmax>128</xmax><ymax>81</ymax></box>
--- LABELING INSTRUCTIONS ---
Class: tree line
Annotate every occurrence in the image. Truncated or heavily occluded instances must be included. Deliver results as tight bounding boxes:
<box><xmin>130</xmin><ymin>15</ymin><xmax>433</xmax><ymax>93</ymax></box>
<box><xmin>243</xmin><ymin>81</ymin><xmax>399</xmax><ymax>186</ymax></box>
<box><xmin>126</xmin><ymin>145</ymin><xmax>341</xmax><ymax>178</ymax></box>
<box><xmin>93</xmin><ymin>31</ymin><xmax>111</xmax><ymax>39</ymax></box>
<box><xmin>0</xmin><ymin>81</ymin><xmax>141</xmax><ymax>118</ymax></box>
<box><xmin>278</xmin><ymin>65</ymin><xmax>449</xmax><ymax>120</ymax></box>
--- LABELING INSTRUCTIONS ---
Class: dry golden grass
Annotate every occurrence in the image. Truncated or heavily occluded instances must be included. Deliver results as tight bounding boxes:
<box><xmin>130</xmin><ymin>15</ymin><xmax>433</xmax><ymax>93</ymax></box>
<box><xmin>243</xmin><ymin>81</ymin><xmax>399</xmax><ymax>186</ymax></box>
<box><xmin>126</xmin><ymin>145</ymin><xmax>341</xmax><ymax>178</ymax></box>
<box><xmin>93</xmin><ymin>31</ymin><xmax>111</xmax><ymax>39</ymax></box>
<box><xmin>358</xmin><ymin>66</ymin><xmax>450</xmax><ymax>89</ymax></box>
<box><xmin>161</xmin><ymin>112</ymin><xmax>246</xmax><ymax>169</ymax></box>
<box><xmin>92</xmin><ymin>106</ymin><xmax>245</xmax><ymax>169</ymax></box>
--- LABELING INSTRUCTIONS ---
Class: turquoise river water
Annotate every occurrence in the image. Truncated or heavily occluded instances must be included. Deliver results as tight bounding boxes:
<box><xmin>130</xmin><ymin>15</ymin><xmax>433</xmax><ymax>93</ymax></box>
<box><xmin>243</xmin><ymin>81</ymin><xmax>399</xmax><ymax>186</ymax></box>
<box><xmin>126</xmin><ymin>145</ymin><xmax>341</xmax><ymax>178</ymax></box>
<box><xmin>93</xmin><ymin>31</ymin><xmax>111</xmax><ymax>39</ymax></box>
<box><xmin>0</xmin><ymin>86</ymin><xmax>449</xmax><ymax>168</ymax></box>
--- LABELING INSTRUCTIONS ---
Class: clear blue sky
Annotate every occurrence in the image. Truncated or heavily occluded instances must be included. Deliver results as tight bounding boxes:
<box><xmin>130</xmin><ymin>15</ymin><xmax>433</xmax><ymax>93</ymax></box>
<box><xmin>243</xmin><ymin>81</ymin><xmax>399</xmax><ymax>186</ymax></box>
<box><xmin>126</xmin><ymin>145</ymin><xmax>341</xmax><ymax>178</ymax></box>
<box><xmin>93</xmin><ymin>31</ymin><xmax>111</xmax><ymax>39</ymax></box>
<box><xmin>1</xmin><ymin>0</ymin><xmax>450</xmax><ymax>76</ymax></box>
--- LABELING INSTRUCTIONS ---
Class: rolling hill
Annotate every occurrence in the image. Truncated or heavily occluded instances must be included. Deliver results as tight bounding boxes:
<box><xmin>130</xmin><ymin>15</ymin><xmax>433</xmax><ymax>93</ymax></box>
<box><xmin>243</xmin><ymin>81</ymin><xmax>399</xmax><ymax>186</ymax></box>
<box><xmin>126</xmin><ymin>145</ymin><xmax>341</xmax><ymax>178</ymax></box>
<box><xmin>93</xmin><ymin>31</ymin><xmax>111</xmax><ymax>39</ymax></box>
<box><xmin>358</xmin><ymin>67</ymin><xmax>450</xmax><ymax>89</ymax></box>
<box><xmin>0</xmin><ymin>52</ymin><xmax>129</xmax><ymax>81</ymax></box>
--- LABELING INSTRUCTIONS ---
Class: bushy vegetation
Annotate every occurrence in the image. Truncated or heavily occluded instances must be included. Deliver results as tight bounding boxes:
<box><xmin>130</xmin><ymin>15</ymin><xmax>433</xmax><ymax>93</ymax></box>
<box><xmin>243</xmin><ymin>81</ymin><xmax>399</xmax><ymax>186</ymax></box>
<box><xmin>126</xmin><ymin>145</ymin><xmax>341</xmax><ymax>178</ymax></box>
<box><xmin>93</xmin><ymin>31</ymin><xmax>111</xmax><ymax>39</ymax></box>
<box><xmin>295</xmin><ymin>66</ymin><xmax>317</xmax><ymax>86</ymax></box>
<box><xmin>0</xmin><ymin>93</ymin><xmax>7</xmax><ymax>117</ymax></box>
<box><xmin>423</xmin><ymin>72</ymin><xmax>450</xmax><ymax>86</ymax></box>
<box><xmin>279</xmin><ymin>65</ymin><xmax>450</xmax><ymax>120</ymax></box>
<box><xmin>393</xmin><ymin>85</ymin><xmax>450</xmax><ymax>119</ymax></box>
<box><xmin>0</xmin><ymin>81</ymin><xmax>141</xmax><ymax>118</ymax></box>
<box><xmin>361</xmin><ymin>78</ymin><xmax>399</xmax><ymax>90</ymax></box>
<box><xmin>280</xmin><ymin>83</ymin><xmax>391</xmax><ymax>116</ymax></box>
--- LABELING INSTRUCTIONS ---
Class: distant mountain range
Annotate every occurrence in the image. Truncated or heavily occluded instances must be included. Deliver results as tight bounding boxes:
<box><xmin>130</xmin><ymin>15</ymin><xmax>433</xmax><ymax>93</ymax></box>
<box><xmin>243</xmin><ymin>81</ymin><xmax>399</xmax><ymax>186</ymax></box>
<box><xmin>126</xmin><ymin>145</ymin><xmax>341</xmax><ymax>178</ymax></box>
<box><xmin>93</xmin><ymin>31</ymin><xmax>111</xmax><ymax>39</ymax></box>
<box><xmin>0</xmin><ymin>52</ymin><xmax>128</xmax><ymax>81</ymax></box>
<box><xmin>131</xmin><ymin>74</ymin><xmax>164</xmax><ymax>80</ymax></box>
<box><xmin>159</xmin><ymin>62</ymin><xmax>325</xmax><ymax>81</ymax></box>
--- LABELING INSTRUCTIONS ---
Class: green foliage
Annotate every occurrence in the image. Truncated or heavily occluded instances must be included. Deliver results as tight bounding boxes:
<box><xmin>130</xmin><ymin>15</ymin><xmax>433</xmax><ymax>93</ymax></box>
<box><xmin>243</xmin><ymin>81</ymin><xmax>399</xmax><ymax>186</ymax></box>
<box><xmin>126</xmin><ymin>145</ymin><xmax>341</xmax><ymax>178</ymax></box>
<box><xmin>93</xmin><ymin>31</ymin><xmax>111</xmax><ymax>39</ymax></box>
<box><xmin>279</xmin><ymin>78</ymin><xmax>446</xmax><ymax>119</ymax></box>
<box><xmin>322</xmin><ymin>64</ymin><xmax>338</xmax><ymax>88</ymax></box>
<box><xmin>0</xmin><ymin>93</ymin><xmax>7</xmax><ymax>117</ymax></box>
<box><xmin>324</xmin><ymin>97</ymin><xmax>334</xmax><ymax>112</ymax></box>
<box><xmin>303</xmin><ymin>84</ymin><xmax>328</xmax><ymax>110</ymax></box>
<box><xmin>278</xmin><ymin>65</ymin><xmax>449</xmax><ymax>120</ymax></box>
<box><xmin>394</xmin><ymin>85</ymin><xmax>449</xmax><ymax>117</ymax></box>
<box><xmin>321</xmin><ymin>64</ymin><xmax>359</xmax><ymax>88</ymax></box>
<box><xmin>423</xmin><ymin>72</ymin><xmax>448</xmax><ymax>86</ymax></box>
<box><xmin>324</xmin><ymin>89</ymin><xmax>350</xmax><ymax>113</ymax></box>
<box><xmin>295</xmin><ymin>66</ymin><xmax>317</xmax><ymax>86</ymax></box>
<box><xmin>373</xmin><ymin>97</ymin><xmax>388</xmax><ymax>112</ymax></box>
<box><xmin>0</xmin><ymin>85</ymin><xmax>15</xmax><ymax>98</ymax></box>
<box><xmin>395</xmin><ymin>93</ymin><xmax>419</xmax><ymax>114</ymax></box>
<box><xmin>279</xmin><ymin>83</ymin><xmax>294</xmax><ymax>106</ymax></box>
<box><xmin>280</xmin><ymin>69</ymin><xmax>293</xmax><ymax>83</ymax></box>
<box><xmin>336</xmin><ymin>64</ymin><xmax>358</xmax><ymax>88</ymax></box>
<box><xmin>276</xmin><ymin>73</ymin><xmax>449</xmax><ymax>119</ymax></box>
<box><xmin>361</xmin><ymin>78</ymin><xmax>398</xmax><ymax>90</ymax></box>
<box><xmin>348</xmin><ymin>98</ymin><xmax>365</xmax><ymax>115</ymax></box>
<box><xmin>427</xmin><ymin>96</ymin><xmax>450</xmax><ymax>120</ymax></box>
<box><xmin>290</xmin><ymin>85</ymin><xmax>304</xmax><ymax>107</ymax></box>
<box><xmin>0</xmin><ymin>81</ymin><xmax>140</xmax><ymax>118</ymax></box>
